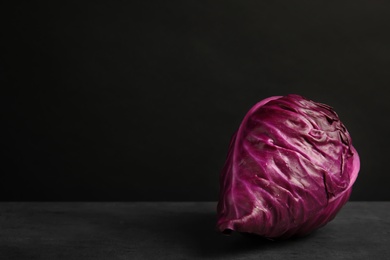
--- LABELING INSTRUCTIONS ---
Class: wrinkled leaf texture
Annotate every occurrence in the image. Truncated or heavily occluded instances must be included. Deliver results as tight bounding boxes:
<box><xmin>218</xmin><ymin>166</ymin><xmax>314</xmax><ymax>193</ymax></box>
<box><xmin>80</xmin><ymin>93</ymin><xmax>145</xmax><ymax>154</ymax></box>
<box><xmin>217</xmin><ymin>94</ymin><xmax>360</xmax><ymax>239</ymax></box>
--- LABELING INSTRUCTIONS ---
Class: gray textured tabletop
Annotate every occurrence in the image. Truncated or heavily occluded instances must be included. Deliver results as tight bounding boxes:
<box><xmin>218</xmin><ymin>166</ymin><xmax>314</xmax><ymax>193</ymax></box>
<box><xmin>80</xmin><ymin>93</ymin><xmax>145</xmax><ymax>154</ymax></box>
<box><xmin>0</xmin><ymin>202</ymin><xmax>389</xmax><ymax>259</ymax></box>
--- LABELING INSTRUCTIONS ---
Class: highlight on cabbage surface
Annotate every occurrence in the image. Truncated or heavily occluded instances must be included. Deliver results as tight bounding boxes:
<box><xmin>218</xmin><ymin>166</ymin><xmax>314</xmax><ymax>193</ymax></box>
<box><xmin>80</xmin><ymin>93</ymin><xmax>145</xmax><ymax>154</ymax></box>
<box><xmin>217</xmin><ymin>94</ymin><xmax>360</xmax><ymax>239</ymax></box>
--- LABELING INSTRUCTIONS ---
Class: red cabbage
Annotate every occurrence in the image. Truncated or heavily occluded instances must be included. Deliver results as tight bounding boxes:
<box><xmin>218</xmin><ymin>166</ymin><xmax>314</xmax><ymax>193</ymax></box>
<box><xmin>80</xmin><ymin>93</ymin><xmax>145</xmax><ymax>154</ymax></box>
<box><xmin>217</xmin><ymin>94</ymin><xmax>360</xmax><ymax>239</ymax></box>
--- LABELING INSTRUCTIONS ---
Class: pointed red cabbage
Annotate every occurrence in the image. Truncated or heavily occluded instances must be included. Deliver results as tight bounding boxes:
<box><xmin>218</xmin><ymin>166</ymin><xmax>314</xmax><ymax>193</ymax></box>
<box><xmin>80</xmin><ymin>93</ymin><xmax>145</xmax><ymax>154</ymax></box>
<box><xmin>217</xmin><ymin>94</ymin><xmax>360</xmax><ymax>239</ymax></box>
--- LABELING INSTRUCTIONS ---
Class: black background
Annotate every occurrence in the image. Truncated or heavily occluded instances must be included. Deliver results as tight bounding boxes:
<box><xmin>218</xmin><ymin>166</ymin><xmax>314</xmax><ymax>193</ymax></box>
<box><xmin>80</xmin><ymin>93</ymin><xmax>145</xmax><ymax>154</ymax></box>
<box><xmin>2</xmin><ymin>1</ymin><xmax>390</xmax><ymax>201</ymax></box>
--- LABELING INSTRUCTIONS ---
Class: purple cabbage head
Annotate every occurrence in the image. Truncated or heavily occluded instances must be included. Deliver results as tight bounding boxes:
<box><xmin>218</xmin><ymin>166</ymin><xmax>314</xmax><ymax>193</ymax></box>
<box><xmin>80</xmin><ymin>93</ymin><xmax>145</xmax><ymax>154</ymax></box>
<box><xmin>217</xmin><ymin>94</ymin><xmax>360</xmax><ymax>239</ymax></box>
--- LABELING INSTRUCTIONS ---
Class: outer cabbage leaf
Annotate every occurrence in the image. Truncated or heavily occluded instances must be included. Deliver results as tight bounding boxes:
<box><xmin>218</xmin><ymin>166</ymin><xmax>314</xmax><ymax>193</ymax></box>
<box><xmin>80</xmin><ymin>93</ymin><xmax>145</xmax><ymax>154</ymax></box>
<box><xmin>217</xmin><ymin>94</ymin><xmax>360</xmax><ymax>239</ymax></box>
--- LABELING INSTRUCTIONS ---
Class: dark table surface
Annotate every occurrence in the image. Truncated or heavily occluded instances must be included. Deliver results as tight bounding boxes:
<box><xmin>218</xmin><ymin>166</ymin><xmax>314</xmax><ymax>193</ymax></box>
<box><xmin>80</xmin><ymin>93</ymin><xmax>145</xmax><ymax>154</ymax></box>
<box><xmin>0</xmin><ymin>202</ymin><xmax>389</xmax><ymax>259</ymax></box>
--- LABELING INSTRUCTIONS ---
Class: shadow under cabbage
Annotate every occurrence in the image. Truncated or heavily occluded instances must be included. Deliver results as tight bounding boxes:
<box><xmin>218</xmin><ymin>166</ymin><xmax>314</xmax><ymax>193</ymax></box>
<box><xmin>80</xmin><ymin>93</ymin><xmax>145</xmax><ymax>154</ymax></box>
<box><xmin>159</xmin><ymin>210</ymin><xmax>322</xmax><ymax>258</ymax></box>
